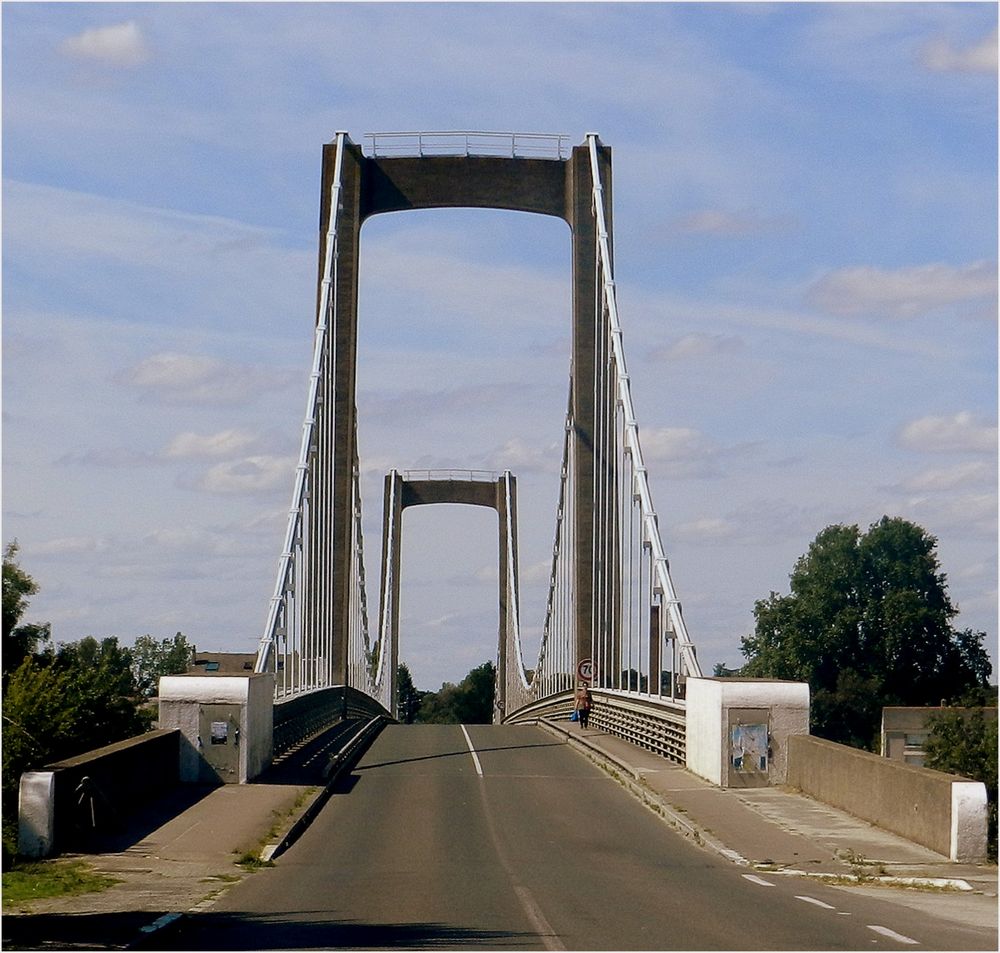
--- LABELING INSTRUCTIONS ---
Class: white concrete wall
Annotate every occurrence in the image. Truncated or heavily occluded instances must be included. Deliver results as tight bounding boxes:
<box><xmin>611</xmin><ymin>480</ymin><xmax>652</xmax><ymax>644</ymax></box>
<box><xmin>244</xmin><ymin>673</ymin><xmax>275</xmax><ymax>780</ymax></box>
<box><xmin>686</xmin><ymin>678</ymin><xmax>725</xmax><ymax>785</ymax></box>
<box><xmin>685</xmin><ymin>677</ymin><xmax>810</xmax><ymax>787</ymax></box>
<box><xmin>159</xmin><ymin>674</ymin><xmax>274</xmax><ymax>783</ymax></box>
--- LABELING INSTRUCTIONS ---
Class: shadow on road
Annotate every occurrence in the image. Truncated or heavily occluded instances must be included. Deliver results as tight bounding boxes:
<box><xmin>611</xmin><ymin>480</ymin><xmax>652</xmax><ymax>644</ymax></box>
<box><xmin>1</xmin><ymin>910</ymin><xmax>174</xmax><ymax>951</ymax></box>
<box><xmin>357</xmin><ymin>740</ymin><xmax>566</xmax><ymax>772</ymax></box>
<box><xmin>135</xmin><ymin>911</ymin><xmax>539</xmax><ymax>950</ymax></box>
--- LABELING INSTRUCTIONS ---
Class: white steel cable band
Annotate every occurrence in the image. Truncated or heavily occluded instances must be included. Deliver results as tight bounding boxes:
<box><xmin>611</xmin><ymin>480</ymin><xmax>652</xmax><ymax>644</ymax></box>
<box><xmin>256</xmin><ymin>132</ymin><xmax>346</xmax><ymax>674</ymax></box>
<box><xmin>586</xmin><ymin>135</ymin><xmax>702</xmax><ymax>678</ymax></box>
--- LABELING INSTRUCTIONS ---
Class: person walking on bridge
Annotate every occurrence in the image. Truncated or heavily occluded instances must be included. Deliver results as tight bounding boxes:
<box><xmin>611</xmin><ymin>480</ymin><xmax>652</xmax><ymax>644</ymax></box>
<box><xmin>574</xmin><ymin>684</ymin><xmax>592</xmax><ymax>729</ymax></box>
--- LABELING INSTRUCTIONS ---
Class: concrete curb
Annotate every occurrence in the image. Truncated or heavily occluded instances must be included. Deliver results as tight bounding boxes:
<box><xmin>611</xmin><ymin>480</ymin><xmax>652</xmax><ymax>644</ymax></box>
<box><xmin>538</xmin><ymin>718</ymin><xmax>978</xmax><ymax>893</ymax></box>
<box><xmin>125</xmin><ymin>717</ymin><xmax>388</xmax><ymax>948</ymax></box>
<box><xmin>537</xmin><ymin>719</ymin><xmax>751</xmax><ymax>867</ymax></box>
<box><xmin>263</xmin><ymin>715</ymin><xmax>386</xmax><ymax>862</ymax></box>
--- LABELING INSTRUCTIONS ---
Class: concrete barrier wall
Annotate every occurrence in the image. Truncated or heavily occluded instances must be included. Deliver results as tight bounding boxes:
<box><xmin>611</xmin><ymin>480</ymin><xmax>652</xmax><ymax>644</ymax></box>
<box><xmin>19</xmin><ymin>729</ymin><xmax>179</xmax><ymax>857</ymax></box>
<box><xmin>787</xmin><ymin>734</ymin><xmax>987</xmax><ymax>862</ymax></box>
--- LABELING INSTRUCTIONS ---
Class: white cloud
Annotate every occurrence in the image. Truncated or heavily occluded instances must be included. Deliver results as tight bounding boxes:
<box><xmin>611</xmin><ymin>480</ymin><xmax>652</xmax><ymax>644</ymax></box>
<box><xmin>898</xmin><ymin>492</ymin><xmax>997</xmax><ymax>537</ymax></box>
<box><xmin>59</xmin><ymin>21</ymin><xmax>150</xmax><ymax>68</ymax></box>
<box><xmin>119</xmin><ymin>352</ymin><xmax>292</xmax><ymax>405</ymax></box>
<box><xmin>899</xmin><ymin>411</ymin><xmax>997</xmax><ymax>454</ymax></box>
<box><xmin>649</xmin><ymin>333</ymin><xmax>745</xmax><ymax>362</ymax></box>
<box><xmin>900</xmin><ymin>461</ymin><xmax>994</xmax><ymax>492</ymax></box>
<box><xmin>57</xmin><ymin>447</ymin><xmax>159</xmax><ymax>468</ymax></box>
<box><xmin>33</xmin><ymin>536</ymin><xmax>112</xmax><ymax>556</ymax></box>
<box><xmin>141</xmin><ymin>526</ymin><xmax>246</xmax><ymax>556</ymax></box>
<box><xmin>671</xmin><ymin>208</ymin><xmax>791</xmax><ymax>236</ymax></box>
<box><xmin>808</xmin><ymin>261</ymin><xmax>997</xmax><ymax>318</ymax></box>
<box><xmin>163</xmin><ymin>429</ymin><xmax>263</xmax><ymax>461</ymax></box>
<box><xmin>673</xmin><ymin>517</ymin><xmax>738</xmax><ymax>541</ymax></box>
<box><xmin>921</xmin><ymin>27</ymin><xmax>997</xmax><ymax>74</ymax></box>
<box><xmin>482</xmin><ymin>438</ymin><xmax>561</xmax><ymax>475</ymax></box>
<box><xmin>640</xmin><ymin>427</ymin><xmax>722</xmax><ymax>478</ymax></box>
<box><xmin>193</xmin><ymin>455</ymin><xmax>295</xmax><ymax>495</ymax></box>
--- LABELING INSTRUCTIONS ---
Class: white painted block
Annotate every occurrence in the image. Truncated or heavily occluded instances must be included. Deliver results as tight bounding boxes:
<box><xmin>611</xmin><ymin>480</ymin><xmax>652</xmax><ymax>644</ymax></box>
<box><xmin>950</xmin><ymin>781</ymin><xmax>988</xmax><ymax>862</ymax></box>
<box><xmin>18</xmin><ymin>771</ymin><xmax>56</xmax><ymax>858</ymax></box>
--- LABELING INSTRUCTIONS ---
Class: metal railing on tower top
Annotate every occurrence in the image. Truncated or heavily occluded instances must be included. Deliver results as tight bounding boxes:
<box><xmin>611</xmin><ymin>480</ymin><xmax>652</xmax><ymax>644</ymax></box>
<box><xmin>364</xmin><ymin>131</ymin><xmax>570</xmax><ymax>160</ymax></box>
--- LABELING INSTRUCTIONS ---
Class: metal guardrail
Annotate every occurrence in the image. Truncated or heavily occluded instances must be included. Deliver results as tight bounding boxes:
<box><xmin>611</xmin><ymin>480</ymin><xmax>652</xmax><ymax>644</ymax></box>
<box><xmin>590</xmin><ymin>691</ymin><xmax>687</xmax><ymax>764</ymax></box>
<box><xmin>269</xmin><ymin>714</ymin><xmax>386</xmax><ymax>860</ymax></box>
<box><xmin>272</xmin><ymin>686</ymin><xmax>390</xmax><ymax>757</ymax></box>
<box><xmin>402</xmin><ymin>468</ymin><xmax>499</xmax><ymax>482</ymax></box>
<box><xmin>364</xmin><ymin>131</ymin><xmax>570</xmax><ymax>160</ymax></box>
<box><xmin>504</xmin><ymin>689</ymin><xmax>687</xmax><ymax>764</ymax></box>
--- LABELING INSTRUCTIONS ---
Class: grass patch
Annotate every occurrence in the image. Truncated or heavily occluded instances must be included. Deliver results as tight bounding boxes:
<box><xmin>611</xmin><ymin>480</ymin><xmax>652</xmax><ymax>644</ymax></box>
<box><xmin>235</xmin><ymin>852</ymin><xmax>275</xmax><ymax>870</ymax></box>
<box><xmin>2</xmin><ymin>859</ymin><xmax>121</xmax><ymax>908</ymax></box>
<box><xmin>232</xmin><ymin>786</ymin><xmax>319</xmax><ymax>869</ymax></box>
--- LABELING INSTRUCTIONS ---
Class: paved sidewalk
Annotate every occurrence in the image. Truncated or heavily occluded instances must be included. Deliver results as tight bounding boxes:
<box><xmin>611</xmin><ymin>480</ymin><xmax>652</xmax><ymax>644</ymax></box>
<box><xmin>543</xmin><ymin>719</ymin><xmax>998</xmax><ymax>893</ymax></box>
<box><xmin>2</xmin><ymin>783</ymin><xmax>317</xmax><ymax>950</ymax></box>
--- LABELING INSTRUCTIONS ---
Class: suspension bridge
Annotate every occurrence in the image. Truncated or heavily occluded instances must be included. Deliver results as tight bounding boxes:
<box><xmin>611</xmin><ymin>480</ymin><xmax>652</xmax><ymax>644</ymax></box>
<box><xmin>252</xmin><ymin>130</ymin><xmax>702</xmax><ymax>746</ymax></box>
<box><xmin>17</xmin><ymin>133</ymin><xmax>991</xmax><ymax>951</ymax></box>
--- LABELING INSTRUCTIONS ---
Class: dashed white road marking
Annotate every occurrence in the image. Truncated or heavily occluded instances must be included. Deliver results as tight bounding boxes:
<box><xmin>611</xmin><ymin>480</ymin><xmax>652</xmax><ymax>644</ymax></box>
<box><xmin>741</xmin><ymin>874</ymin><xmax>775</xmax><ymax>887</ymax></box>
<box><xmin>867</xmin><ymin>925</ymin><xmax>919</xmax><ymax>944</ymax></box>
<box><xmin>795</xmin><ymin>895</ymin><xmax>836</xmax><ymax>910</ymax></box>
<box><xmin>460</xmin><ymin>724</ymin><xmax>484</xmax><ymax>777</ymax></box>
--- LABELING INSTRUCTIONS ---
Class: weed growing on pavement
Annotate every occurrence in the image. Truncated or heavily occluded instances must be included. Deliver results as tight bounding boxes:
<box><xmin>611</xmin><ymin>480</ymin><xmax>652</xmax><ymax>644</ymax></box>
<box><xmin>837</xmin><ymin>848</ymin><xmax>887</xmax><ymax>879</ymax></box>
<box><xmin>815</xmin><ymin>873</ymin><xmax>962</xmax><ymax>892</ymax></box>
<box><xmin>2</xmin><ymin>859</ymin><xmax>120</xmax><ymax>908</ymax></box>
<box><xmin>235</xmin><ymin>852</ymin><xmax>275</xmax><ymax>870</ymax></box>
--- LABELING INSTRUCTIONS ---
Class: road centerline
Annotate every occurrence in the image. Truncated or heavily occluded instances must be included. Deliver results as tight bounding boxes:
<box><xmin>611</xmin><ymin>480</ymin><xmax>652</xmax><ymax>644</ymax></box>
<box><xmin>461</xmin><ymin>724</ymin><xmax>484</xmax><ymax>777</ymax></box>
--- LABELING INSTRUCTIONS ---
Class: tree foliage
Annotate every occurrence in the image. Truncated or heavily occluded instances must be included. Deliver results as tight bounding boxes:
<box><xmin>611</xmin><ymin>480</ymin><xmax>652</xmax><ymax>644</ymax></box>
<box><xmin>2</xmin><ymin>547</ymin><xmax>158</xmax><ymax>857</ymax></box>
<box><xmin>132</xmin><ymin>632</ymin><xmax>192</xmax><ymax>696</ymax></box>
<box><xmin>741</xmin><ymin>517</ymin><xmax>992</xmax><ymax>748</ymax></box>
<box><xmin>924</xmin><ymin>699</ymin><xmax>998</xmax><ymax>858</ymax></box>
<box><xmin>417</xmin><ymin>661</ymin><xmax>496</xmax><ymax>724</ymax></box>
<box><xmin>396</xmin><ymin>662</ymin><xmax>421</xmax><ymax>724</ymax></box>
<box><xmin>2</xmin><ymin>541</ymin><xmax>50</xmax><ymax>677</ymax></box>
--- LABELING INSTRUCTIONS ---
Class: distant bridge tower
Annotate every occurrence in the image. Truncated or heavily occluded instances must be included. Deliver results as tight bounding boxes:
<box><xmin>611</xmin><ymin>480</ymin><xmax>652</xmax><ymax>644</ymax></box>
<box><xmin>317</xmin><ymin>133</ymin><xmax>614</xmax><ymax>690</ymax></box>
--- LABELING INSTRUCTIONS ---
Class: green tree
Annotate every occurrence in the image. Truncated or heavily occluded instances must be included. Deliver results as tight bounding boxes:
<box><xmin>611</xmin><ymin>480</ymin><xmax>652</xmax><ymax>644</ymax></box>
<box><xmin>417</xmin><ymin>661</ymin><xmax>496</xmax><ymax>724</ymax></box>
<box><xmin>3</xmin><ymin>637</ymin><xmax>154</xmax><ymax>859</ymax></box>
<box><xmin>741</xmin><ymin>517</ymin><xmax>991</xmax><ymax>748</ymax></box>
<box><xmin>2</xmin><ymin>541</ymin><xmax>50</xmax><ymax>677</ymax></box>
<box><xmin>924</xmin><ymin>700</ymin><xmax>998</xmax><ymax>859</ymax></box>
<box><xmin>132</xmin><ymin>632</ymin><xmax>192</xmax><ymax>696</ymax></box>
<box><xmin>396</xmin><ymin>662</ymin><xmax>421</xmax><ymax>724</ymax></box>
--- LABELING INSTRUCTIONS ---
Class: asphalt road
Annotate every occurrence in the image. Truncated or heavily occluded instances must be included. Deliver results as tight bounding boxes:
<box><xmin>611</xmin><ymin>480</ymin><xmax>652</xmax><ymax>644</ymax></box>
<box><xmin>152</xmin><ymin>724</ymin><xmax>994</xmax><ymax>950</ymax></box>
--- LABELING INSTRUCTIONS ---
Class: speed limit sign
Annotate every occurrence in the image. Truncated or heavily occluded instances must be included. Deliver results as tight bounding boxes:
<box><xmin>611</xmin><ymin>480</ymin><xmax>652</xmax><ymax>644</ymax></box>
<box><xmin>576</xmin><ymin>658</ymin><xmax>595</xmax><ymax>683</ymax></box>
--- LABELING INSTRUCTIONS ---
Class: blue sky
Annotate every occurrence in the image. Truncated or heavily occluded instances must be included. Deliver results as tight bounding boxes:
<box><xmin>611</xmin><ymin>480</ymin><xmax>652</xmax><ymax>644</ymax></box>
<box><xmin>3</xmin><ymin>2</ymin><xmax>996</xmax><ymax>691</ymax></box>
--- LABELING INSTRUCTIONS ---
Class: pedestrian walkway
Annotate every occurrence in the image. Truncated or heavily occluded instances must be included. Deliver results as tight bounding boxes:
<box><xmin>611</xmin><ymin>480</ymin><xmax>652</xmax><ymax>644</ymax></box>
<box><xmin>544</xmin><ymin>719</ymin><xmax>997</xmax><ymax>892</ymax></box>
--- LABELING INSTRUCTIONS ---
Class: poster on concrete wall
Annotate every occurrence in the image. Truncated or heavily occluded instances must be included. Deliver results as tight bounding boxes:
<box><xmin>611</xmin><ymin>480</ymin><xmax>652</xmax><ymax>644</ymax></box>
<box><xmin>731</xmin><ymin>723</ymin><xmax>768</xmax><ymax>772</ymax></box>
